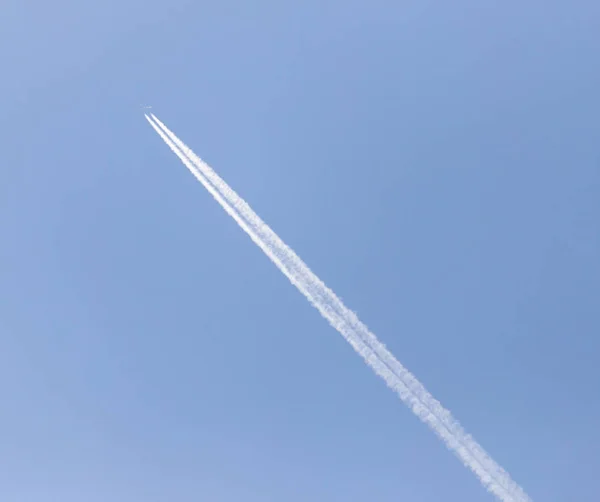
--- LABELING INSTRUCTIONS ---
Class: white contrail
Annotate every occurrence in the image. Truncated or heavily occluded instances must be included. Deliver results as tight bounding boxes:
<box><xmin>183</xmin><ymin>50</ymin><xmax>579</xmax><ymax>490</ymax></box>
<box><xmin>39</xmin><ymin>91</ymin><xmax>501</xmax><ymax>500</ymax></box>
<box><xmin>149</xmin><ymin>114</ymin><xmax>531</xmax><ymax>500</ymax></box>
<box><xmin>146</xmin><ymin>114</ymin><xmax>531</xmax><ymax>502</ymax></box>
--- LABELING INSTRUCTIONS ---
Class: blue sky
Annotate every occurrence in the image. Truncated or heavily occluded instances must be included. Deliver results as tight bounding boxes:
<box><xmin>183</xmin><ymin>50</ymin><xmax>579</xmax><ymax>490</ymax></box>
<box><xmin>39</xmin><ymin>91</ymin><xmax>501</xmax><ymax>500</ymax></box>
<box><xmin>1</xmin><ymin>1</ymin><xmax>599</xmax><ymax>500</ymax></box>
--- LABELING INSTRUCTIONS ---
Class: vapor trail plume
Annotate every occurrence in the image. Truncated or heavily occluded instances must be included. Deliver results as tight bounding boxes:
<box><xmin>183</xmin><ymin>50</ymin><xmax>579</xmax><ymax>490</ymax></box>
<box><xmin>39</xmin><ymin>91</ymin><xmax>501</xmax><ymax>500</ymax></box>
<box><xmin>146</xmin><ymin>114</ymin><xmax>531</xmax><ymax>502</ymax></box>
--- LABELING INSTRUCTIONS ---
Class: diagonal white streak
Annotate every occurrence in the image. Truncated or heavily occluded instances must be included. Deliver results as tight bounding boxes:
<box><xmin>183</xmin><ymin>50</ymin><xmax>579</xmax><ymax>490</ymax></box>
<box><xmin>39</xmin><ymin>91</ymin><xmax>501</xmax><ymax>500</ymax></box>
<box><xmin>146</xmin><ymin>114</ymin><xmax>531</xmax><ymax>502</ymax></box>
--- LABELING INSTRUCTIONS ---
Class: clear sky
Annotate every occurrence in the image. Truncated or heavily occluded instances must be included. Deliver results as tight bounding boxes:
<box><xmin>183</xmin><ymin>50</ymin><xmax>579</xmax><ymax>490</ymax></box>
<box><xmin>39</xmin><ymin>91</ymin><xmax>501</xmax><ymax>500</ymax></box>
<box><xmin>1</xmin><ymin>1</ymin><xmax>599</xmax><ymax>501</ymax></box>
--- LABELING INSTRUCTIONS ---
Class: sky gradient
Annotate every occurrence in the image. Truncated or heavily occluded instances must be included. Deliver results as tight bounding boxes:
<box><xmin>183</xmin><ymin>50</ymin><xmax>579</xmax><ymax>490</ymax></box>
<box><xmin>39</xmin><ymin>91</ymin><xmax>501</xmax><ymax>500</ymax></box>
<box><xmin>2</xmin><ymin>1</ymin><xmax>599</xmax><ymax>501</ymax></box>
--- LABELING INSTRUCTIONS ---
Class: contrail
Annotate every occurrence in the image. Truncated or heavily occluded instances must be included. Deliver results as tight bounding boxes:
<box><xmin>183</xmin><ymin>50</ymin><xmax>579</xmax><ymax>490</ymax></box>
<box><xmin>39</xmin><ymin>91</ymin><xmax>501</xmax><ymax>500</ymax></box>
<box><xmin>146</xmin><ymin>114</ymin><xmax>531</xmax><ymax>502</ymax></box>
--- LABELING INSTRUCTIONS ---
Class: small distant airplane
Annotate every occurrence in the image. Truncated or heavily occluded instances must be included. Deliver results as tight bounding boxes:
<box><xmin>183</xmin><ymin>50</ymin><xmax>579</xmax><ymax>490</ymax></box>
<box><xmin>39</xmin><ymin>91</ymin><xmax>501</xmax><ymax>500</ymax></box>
<box><xmin>141</xmin><ymin>105</ymin><xmax>152</xmax><ymax>110</ymax></box>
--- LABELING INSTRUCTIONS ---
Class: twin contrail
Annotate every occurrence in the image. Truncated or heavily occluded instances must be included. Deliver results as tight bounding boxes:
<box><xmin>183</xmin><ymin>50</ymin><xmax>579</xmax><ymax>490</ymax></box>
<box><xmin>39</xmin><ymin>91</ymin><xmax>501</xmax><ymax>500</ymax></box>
<box><xmin>145</xmin><ymin>114</ymin><xmax>531</xmax><ymax>502</ymax></box>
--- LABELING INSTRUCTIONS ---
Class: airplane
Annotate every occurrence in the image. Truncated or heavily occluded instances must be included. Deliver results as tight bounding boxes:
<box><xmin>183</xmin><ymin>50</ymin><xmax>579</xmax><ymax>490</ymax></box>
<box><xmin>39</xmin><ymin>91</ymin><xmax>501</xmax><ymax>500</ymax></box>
<box><xmin>140</xmin><ymin>105</ymin><xmax>152</xmax><ymax>110</ymax></box>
